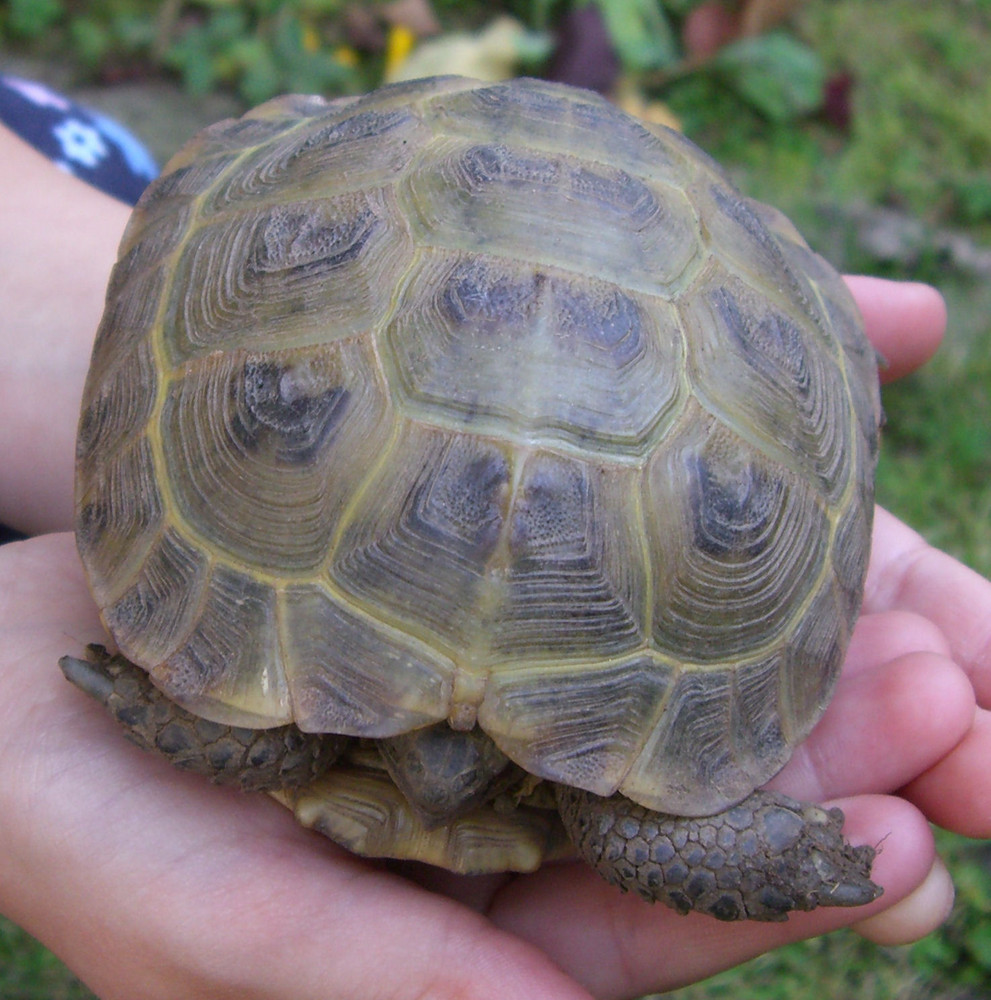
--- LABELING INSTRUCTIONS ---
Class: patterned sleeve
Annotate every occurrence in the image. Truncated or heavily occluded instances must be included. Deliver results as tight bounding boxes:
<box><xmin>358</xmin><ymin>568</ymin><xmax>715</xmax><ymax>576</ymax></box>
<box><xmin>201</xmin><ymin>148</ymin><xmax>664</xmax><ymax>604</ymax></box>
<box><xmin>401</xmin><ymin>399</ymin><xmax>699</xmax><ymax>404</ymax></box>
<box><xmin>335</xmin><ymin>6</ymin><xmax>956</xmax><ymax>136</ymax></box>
<box><xmin>0</xmin><ymin>73</ymin><xmax>158</xmax><ymax>205</ymax></box>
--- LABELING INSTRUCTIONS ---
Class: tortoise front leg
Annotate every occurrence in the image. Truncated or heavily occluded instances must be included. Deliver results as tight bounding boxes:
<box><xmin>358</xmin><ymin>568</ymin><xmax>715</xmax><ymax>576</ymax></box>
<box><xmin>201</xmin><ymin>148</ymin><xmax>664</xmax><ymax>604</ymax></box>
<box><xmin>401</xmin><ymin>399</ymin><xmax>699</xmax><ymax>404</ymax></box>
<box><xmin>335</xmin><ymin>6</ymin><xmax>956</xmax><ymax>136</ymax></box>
<box><xmin>556</xmin><ymin>785</ymin><xmax>881</xmax><ymax>921</ymax></box>
<box><xmin>60</xmin><ymin>645</ymin><xmax>344</xmax><ymax>791</ymax></box>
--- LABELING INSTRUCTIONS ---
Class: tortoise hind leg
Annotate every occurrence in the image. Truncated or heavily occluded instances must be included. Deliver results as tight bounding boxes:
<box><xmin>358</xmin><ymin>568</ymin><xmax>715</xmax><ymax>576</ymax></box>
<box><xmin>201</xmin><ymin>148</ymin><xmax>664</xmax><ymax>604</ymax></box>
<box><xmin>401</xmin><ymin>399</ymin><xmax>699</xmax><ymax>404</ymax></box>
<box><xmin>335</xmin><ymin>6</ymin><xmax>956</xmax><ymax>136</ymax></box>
<box><xmin>60</xmin><ymin>645</ymin><xmax>344</xmax><ymax>791</ymax></box>
<box><xmin>556</xmin><ymin>785</ymin><xmax>881</xmax><ymax>921</ymax></box>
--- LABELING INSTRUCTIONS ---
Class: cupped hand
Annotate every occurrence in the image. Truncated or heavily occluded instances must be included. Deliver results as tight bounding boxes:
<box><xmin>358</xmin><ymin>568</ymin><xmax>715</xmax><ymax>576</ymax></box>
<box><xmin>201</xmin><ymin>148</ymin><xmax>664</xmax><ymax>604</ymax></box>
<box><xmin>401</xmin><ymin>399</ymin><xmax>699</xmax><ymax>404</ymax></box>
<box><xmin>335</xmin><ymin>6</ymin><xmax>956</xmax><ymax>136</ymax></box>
<box><xmin>2</xmin><ymin>274</ymin><xmax>989</xmax><ymax>1000</ymax></box>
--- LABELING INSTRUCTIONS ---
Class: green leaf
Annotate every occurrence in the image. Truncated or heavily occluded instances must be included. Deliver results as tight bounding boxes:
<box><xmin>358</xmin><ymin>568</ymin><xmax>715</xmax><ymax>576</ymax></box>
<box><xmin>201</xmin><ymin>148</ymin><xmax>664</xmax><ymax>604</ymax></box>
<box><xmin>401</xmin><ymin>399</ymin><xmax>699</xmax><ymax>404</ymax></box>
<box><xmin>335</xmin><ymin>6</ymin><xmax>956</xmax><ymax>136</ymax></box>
<box><xmin>714</xmin><ymin>31</ymin><xmax>826</xmax><ymax>122</ymax></box>
<box><xmin>240</xmin><ymin>54</ymin><xmax>281</xmax><ymax>105</ymax></box>
<box><xmin>227</xmin><ymin>35</ymin><xmax>280</xmax><ymax>103</ymax></box>
<box><xmin>205</xmin><ymin>6</ymin><xmax>250</xmax><ymax>43</ymax></box>
<box><xmin>954</xmin><ymin>174</ymin><xmax>991</xmax><ymax>223</ymax></box>
<box><xmin>272</xmin><ymin>12</ymin><xmax>306</xmax><ymax>62</ymax></box>
<box><xmin>67</xmin><ymin>16</ymin><xmax>111</xmax><ymax>70</ymax></box>
<box><xmin>164</xmin><ymin>25</ymin><xmax>218</xmax><ymax>95</ymax></box>
<box><xmin>297</xmin><ymin>0</ymin><xmax>345</xmax><ymax>12</ymax></box>
<box><xmin>593</xmin><ymin>0</ymin><xmax>679</xmax><ymax>71</ymax></box>
<box><xmin>7</xmin><ymin>0</ymin><xmax>63</xmax><ymax>38</ymax></box>
<box><xmin>660</xmin><ymin>0</ymin><xmax>706</xmax><ymax>15</ymax></box>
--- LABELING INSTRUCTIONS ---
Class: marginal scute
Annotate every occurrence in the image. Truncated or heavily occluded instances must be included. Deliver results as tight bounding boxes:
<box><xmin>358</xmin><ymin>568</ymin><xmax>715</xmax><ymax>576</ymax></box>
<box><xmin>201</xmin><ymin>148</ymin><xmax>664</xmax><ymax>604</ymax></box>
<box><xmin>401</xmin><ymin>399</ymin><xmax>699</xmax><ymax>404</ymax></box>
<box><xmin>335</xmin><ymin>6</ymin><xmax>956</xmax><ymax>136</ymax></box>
<box><xmin>157</xmin><ymin>563</ymin><xmax>290</xmax><ymax>727</ymax></box>
<box><xmin>731</xmin><ymin>654</ymin><xmax>790</xmax><ymax>773</ymax></box>
<box><xmin>831</xmin><ymin>489</ymin><xmax>874</xmax><ymax>622</ymax></box>
<box><xmin>110</xmin><ymin>200</ymin><xmax>194</xmax><ymax>296</ymax></box>
<box><xmin>778</xmin><ymin>581</ymin><xmax>848</xmax><ymax>735</ymax></box>
<box><xmin>478</xmin><ymin>655</ymin><xmax>674</xmax><ymax>797</ymax></box>
<box><xmin>283</xmin><ymin>582</ymin><xmax>454</xmax><ymax>737</ymax></box>
<box><xmin>617</xmin><ymin>649</ymin><xmax>795</xmax><ymax>816</ymax></box>
<box><xmin>125</xmin><ymin>160</ymin><xmax>231</xmax><ymax>247</ymax></box>
<box><xmin>102</xmin><ymin>527</ymin><xmax>209</xmax><ymax>668</ymax></box>
<box><xmin>77</xmin><ymin>339</ymin><xmax>157</xmax><ymax>468</ymax></box>
<box><xmin>86</xmin><ymin>263</ymin><xmax>165</xmax><ymax>377</ymax></box>
<box><xmin>807</xmin><ymin>266</ymin><xmax>883</xmax><ymax>457</ymax></box>
<box><xmin>623</xmin><ymin>667</ymin><xmax>739</xmax><ymax>813</ymax></box>
<box><xmin>622</xmin><ymin>650</ymin><xmax>794</xmax><ymax>814</ymax></box>
<box><xmin>76</xmin><ymin>436</ymin><xmax>164</xmax><ymax>605</ymax></box>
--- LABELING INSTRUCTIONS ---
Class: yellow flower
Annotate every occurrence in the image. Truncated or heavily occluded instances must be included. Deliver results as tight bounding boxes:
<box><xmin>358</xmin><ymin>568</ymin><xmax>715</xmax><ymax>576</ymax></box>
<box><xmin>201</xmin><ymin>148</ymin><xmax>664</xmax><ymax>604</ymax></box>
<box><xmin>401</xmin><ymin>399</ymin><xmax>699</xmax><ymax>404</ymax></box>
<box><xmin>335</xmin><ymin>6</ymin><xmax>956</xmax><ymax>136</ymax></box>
<box><xmin>385</xmin><ymin>25</ymin><xmax>417</xmax><ymax>78</ymax></box>
<box><xmin>302</xmin><ymin>23</ymin><xmax>321</xmax><ymax>54</ymax></box>
<box><xmin>613</xmin><ymin>78</ymin><xmax>682</xmax><ymax>132</ymax></box>
<box><xmin>333</xmin><ymin>44</ymin><xmax>360</xmax><ymax>68</ymax></box>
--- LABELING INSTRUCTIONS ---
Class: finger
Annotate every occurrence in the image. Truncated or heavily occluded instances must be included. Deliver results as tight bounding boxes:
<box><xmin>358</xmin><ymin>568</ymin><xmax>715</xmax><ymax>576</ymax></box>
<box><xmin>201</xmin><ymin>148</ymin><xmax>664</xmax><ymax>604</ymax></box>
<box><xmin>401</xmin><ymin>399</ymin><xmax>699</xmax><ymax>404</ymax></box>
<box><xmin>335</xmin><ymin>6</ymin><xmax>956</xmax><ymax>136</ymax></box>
<box><xmin>901</xmin><ymin>708</ymin><xmax>991</xmax><ymax>838</ymax></box>
<box><xmin>843</xmin><ymin>276</ymin><xmax>945</xmax><ymax>382</ymax></box>
<box><xmin>490</xmin><ymin>795</ymin><xmax>936</xmax><ymax>998</ymax></box>
<box><xmin>771</xmin><ymin>649</ymin><xmax>973</xmax><ymax>803</ymax></box>
<box><xmin>854</xmin><ymin>855</ymin><xmax>955</xmax><ymax>946</ymax></box>
<box><xmin>866</xmin><ymin>507</ymin><xmax>991</xmax><ymax>704</ymax></box>
<box><xmin>843</xmin><ymin>608</ymin><xmax>950</xmax><ymax>677</ymax></box>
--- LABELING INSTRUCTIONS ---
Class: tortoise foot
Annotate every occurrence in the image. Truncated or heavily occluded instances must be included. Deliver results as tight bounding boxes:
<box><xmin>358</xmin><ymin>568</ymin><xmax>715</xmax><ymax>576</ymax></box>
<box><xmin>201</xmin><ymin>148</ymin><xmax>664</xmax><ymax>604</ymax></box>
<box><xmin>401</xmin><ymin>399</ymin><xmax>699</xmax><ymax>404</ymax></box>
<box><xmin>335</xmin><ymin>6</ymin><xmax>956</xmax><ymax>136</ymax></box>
<box><xmin>60</xmin><ymin>645</ymin><xmax>344</xmax><ymax>791</ymax></box>
<box><xmin>556</xmin><ymin>786</ymin><xmax>881</xmax><ymax>921</ymax></box>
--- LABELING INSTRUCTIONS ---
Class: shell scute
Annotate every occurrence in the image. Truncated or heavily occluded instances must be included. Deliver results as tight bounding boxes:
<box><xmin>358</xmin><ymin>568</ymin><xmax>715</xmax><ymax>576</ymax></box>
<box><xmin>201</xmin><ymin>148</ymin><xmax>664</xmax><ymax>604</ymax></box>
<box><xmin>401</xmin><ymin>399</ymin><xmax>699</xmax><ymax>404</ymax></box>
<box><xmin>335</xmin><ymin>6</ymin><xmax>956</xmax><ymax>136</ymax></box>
<box><xmin>398</xmin><ymin>136</ymin><xmax>700</xmax><ymax>294</ymax></box>
<box><xmin>160</xmin><ymin>340</ymin><xmax>392</xmax><ymax>573</ymax></box>
<box><xmin>282</xmin><ymin>582</ymin><xmax>454</xmax><ymax>736</ymax></box>
<box><xmin>682</xmin><ymin>270</ymin><xmax>855</xmax><ymax>503</ymax></box>
<box><xmin>385</xmin><ymin>253</ymin><xmax>687</xmax><ymax>454</ymax></box>
<box><xmin>329</xmin><ymin>426</ymin><xmax>511</xmax><ymax>654</ymax></box>
<box><xmin>478</xmin><ymin>654</ymin><xmax>675</xmax><ymax>798</ymax></box>
<box><xmin>205</xmin><ymin>106</ymin><xmax>428</xmax><ymax>212</ymax></box>
<box><xmin>645</xmin><ymin>415</ymin><xmax>831</xmax><ymax>663</ymax></box>
<box><xmin>492</xmin><ymin>452</ymin><xmax>647</xmax><ymax>659</ymax></box>
<box><xmin>156</xmin><ymin>564</ymin><xmax>289</xmax><ymax>727</ymax></box>
<box><xmin>163</xmin><ymin>189</ymin><xmax>413</xmax><ymax>364</ymax></box>
<box><xmin>101</xmin><ymin>527</ymin><xmax>209</xmax><ymax>669</ymax></box>
<box><xmin>423</xmin><ymin>78</ymin><xmax>693</xmax><ymax>189</ymax></box>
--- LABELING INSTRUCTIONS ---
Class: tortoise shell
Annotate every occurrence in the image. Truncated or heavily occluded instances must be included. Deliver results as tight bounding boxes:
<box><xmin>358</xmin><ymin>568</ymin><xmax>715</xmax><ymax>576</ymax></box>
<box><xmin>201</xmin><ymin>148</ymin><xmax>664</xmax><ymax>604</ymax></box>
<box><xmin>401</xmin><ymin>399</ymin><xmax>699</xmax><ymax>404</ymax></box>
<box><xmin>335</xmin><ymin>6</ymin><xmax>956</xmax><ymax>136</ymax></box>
<box><xmin>75</xmin><ymin>76</ymin><xmax>880</xmax><ymax>822</ymax></box>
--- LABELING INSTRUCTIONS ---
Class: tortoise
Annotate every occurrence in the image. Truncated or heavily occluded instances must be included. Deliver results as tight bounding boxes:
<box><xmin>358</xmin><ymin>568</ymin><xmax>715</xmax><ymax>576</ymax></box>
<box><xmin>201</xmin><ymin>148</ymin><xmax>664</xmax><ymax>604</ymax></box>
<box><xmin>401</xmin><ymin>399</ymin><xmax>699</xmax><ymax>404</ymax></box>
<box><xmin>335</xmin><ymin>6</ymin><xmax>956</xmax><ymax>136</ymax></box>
<box><xmin>61</xmin><ymin>75</ymin><xmax>883</xmax><ymax>922</ymax></box>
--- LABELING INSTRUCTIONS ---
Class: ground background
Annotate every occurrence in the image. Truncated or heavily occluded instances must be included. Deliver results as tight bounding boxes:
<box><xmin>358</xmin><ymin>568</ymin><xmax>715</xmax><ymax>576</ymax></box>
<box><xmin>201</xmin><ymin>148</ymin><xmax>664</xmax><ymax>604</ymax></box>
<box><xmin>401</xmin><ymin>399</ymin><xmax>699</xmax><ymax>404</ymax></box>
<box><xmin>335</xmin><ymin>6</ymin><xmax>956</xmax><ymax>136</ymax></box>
<box><xmin>1</xmin><ymin>1</ymin><xmax>989</xmax><ymax>997</ymax></box>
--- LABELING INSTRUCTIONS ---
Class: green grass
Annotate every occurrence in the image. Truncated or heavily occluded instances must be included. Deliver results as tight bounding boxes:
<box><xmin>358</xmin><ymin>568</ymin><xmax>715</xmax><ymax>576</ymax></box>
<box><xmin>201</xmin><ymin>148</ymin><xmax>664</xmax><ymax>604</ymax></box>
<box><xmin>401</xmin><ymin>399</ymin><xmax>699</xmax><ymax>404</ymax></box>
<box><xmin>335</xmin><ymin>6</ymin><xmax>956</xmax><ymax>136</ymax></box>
<box><xmin>0</xmin><ymin>918</ymin><xmax>94</xmax><ymax>999</ymax></box>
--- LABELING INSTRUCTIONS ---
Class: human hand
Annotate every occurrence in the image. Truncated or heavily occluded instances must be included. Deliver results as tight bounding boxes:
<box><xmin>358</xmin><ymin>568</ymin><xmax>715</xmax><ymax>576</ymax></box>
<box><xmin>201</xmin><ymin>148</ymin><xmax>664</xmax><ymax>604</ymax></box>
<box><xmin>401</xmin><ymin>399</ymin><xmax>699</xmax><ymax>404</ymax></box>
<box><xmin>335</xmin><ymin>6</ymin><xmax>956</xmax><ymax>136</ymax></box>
<box><xmin>0</xmin><ymin>128</ymin><xmax>130</xmax><ymax>534</ymax></box>
<box><xmin>3</xmin><ymin>243</ymin><xmax>988</xmax><ymax>998</ymax></box>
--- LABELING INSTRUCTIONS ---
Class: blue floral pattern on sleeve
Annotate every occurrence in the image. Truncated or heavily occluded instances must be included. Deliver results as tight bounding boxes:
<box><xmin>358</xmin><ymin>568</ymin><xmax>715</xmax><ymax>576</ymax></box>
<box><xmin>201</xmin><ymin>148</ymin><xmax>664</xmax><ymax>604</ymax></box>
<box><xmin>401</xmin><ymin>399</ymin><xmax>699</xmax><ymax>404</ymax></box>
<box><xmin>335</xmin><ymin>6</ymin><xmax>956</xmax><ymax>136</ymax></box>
<box><xmin>0</xmin><ymin>74</ymin><xmax>158</xmax><ymax>205</ymax></box>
